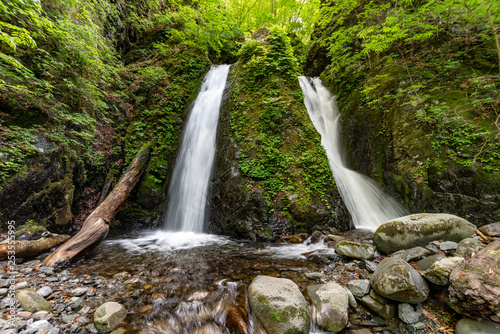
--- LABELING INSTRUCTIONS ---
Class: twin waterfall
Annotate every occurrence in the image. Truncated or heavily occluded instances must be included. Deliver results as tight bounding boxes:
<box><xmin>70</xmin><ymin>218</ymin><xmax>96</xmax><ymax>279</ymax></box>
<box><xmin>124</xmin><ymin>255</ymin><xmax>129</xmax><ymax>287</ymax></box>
<box><xmin>163</xmin><ymin>65</ymin><xmax>230</xmax><ymax>232</ymax></box>
<box><xmin>299</xmin><ymin>77</ymin><xmax>407</xmax><ymax>230</ymax></box>
<box><xmin>163</xmin><ymin>66</ymin><xmax>405</xmax><ymax>232</ymax></box>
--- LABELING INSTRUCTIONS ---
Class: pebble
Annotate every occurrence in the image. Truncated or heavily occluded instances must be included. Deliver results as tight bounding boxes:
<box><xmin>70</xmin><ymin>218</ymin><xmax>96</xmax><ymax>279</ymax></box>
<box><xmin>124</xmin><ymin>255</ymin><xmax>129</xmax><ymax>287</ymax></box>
<box><xmin>439</xmin><ymin>241</ymin><xmax>458</xmax><ymax>251</ymax></box>
<box><xmin>70</xmin><ymin>287</ymin><xmax>88</xmax><ymax>297</ymax></box>
<box><xmin>0</xmin><ymin>288</ymin><xmax>8</xmax><ymax>296</ymax></box>
<box><xmin>36</xmin><ymin>286</ymin><xmax>53</xmax><ymax>298</ymax></box>
<box><xmin>15</xmin><ymin>281</ymin><xmax>30</xmax><ymax>290</ymax></box>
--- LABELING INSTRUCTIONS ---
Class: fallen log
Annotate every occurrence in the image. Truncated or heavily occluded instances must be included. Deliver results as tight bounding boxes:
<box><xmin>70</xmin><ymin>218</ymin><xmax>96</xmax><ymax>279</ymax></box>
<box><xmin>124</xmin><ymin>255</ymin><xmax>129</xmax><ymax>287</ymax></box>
<box><xmin>0</xmin><ymin>234</ymin><xmax>70</xmax><ymax>260</ymax></box>
<box><xmin>42</xmin><ymin>143</ymin><xmax>152</xmax><ymax>267</ymax></box>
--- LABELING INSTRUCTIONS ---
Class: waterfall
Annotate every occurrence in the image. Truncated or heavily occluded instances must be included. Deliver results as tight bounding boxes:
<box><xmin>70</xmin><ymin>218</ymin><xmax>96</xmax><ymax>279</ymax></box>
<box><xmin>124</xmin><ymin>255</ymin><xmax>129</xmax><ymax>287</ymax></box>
<box><xmin>163</xmin><ymin>65</ymin><xmax>230</xmax><ymax>232</ymax></box>
<box><xmin>299</xmin><ymin>77</ymin><xmax>408</xmax><ymax>230</ymax></box>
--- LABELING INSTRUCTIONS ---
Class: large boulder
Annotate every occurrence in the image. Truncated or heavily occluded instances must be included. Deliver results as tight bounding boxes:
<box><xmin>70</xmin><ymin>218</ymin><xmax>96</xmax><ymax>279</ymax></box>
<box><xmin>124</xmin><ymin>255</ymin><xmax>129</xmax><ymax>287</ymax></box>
<box><xmin>15</xmin><ymin>289</ymin><xmax>53</xmax><ymax>313</ymax></box>
<box><xmin>449</xmin><ymin>239</ymin><xmax>500</xmax><ymax>317</ymax></box>
<box><xmin>455</xmin><ymin>318</ymin><xmax>500</xmax><ymax>334</ymax></box>
<box><xmin>306</xmin><ymin>283</ymin><xmax>349</xmax><ymax>332</ymax></box>
<box><xmin>370</xmin><ymin>257</ymin><xmax>429</xmax><ymax>303</ymax></box>
<box><xmin>248</xmin><ymin>275</ymin><xmax>310</xmax><ymax>334</ymax></box>
<box><xmin>374</xmin><ymin>213</ymin><xmax>476</xmax><ymax>254</ymax></box>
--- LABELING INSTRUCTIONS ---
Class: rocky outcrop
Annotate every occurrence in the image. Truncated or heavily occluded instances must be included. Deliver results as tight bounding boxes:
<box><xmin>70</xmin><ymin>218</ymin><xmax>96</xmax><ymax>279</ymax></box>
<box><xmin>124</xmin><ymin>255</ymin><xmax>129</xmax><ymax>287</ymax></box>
<box><xmin>0</xmin><ymin>145</ymin><xmax>83</xmax><ymax>233</ymax></box>
<box><xmin>248</xmin><ymin>275</ymin><xmax>310</xmax><ymax>334</ymax></box>
<box><xmin>307</xmin><ymin>283</ymin><xmax>349</xmax><ymax>332</ymax></box>
<box><xmin>449</xmin><ymin>239</ymin><xmax>500</xmax><ymax>318</ymax></box>
<box><xmin>209</xmin><ymin>35</ymin><xmax>351</xmax><ymax>240</ymax></box>
<box><xmin>374</xmin><ymin>213</ymin><xmax>476</xmax><ymax>254</ymax></box>
<box><xmin>370</xmin><ymin>257</ymin><xmax>429</xmax><ymax>304</ymax></box>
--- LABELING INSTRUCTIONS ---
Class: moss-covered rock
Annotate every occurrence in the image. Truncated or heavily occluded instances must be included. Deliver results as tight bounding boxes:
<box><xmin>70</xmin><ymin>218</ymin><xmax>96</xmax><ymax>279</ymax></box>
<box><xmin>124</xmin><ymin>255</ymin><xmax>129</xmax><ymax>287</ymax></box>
<box><xmin>374</xmin><ymin>213</ymin><xmax>476</xmax><ymax>254</ymax></box>
<box><xmin>209</xmin><ymin>29</ymin><xmax>351</xmax><ymax>240</ymax></box>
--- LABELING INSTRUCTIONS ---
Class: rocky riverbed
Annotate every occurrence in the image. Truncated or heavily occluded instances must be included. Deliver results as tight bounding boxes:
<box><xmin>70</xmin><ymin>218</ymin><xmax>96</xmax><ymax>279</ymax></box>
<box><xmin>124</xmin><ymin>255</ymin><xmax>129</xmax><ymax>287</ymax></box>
<box><xmin>1</xmin><ymin>214</ymin><xmax>500</xmax><ymax>334</ymax></box>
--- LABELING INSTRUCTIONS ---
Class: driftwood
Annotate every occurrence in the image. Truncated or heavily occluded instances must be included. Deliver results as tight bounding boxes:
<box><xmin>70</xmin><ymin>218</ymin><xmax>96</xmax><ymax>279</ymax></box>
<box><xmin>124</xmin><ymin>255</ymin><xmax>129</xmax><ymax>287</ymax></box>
<box><xmin>42</xmin><ymin>144</ymin><xmax>151</xmax><ymax>267</ymax></box>
<box><xmin>0</xmin><ymin>234</ymin><xmax>70</xmax><ymax>260</ymax></box>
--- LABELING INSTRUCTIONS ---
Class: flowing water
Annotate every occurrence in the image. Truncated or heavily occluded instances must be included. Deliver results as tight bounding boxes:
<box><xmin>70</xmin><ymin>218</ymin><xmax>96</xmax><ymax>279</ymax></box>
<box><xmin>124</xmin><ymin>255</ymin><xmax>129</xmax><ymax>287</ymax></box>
<box><xmin>163</xmin><ymin>64</ymin><xmax>231</xmax><ymax>232</ymax></box>
<box><xmin>299</xmin><ymin>77</ymin><xmax>408</xmax><ymax>230</ymax></box>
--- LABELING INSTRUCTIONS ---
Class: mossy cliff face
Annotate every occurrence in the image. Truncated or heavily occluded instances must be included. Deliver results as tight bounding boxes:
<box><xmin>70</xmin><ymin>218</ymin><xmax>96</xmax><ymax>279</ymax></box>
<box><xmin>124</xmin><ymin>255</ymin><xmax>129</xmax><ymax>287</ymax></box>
<box><xmin>210</xmin><ymin>29</ymin><xmax>351</xmax><ymax>240</ymax></box>
<box><xmin>306</xmin><ymin>2</ymin><xmax>500</xmax><ymax>226</ymax></box>
<box><xmin>0</xmin><ymin>144</ymin><xmax>83</xmax><ymax>233</ymax></box>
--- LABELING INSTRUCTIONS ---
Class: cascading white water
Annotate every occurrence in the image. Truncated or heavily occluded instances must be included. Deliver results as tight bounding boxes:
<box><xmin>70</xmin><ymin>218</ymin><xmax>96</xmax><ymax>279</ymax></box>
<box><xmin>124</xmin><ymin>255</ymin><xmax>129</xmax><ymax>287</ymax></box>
<box><xmin>299</xmin><ymin>76</ymin><xmax>408</xmax><ymax>230</ymax></box>
<box><xmin>163</xmin><ymin>65</ymin><xmax>230</xmax><ymax>232</ymax></box>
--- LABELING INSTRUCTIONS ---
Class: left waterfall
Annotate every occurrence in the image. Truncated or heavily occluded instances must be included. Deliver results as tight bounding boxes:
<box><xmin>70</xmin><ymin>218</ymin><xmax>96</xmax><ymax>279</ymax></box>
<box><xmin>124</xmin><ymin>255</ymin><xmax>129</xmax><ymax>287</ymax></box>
<box><xmin>163</xmin><ymin>65</ymin><xmax>230</xmax><ymax>232</ymax></box>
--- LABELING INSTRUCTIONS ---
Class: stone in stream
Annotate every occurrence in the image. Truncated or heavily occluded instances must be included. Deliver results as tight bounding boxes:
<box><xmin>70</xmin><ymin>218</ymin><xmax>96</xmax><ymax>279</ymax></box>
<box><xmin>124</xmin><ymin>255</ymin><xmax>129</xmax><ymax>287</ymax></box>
<box><xmin>478</xmin><ymin>221</ymin><xmax>500</xmax><ymax>237</ymax></box>
<box><xmin>373</xmin><ymin>213</ymin><xmax>476</xmax><ymax>254</ymax></box>
<box><xmin>248</xmin><ymin>275</ymin><xmax>310</xmax><ymax>334</ymax></box>
<box><xmin>20</xmin><ymin>319</ymin><xmax>53</xmax><ymax>334</ymax></box>
<box><xmin>439</xmin><ymin>241</ymin><xmax>458</xmax><ymax>251</ymax></box>
<box><xmin>422</xmin><ymin>256</ymin><xmax>464</xmax><ymax>286</ymax></box>
<box><xmin>455</xmin><ymin>318</ymin><xmax>500</xmax><ymax>334</ymax></box>
<box><xmin>398</xmin><ymin>303</ymin><xmax>423</xmax><ymax>324</ymax></box>
<box><xmin>455</xmin><ymin>237</ymin><xmax>483</xmax><ymax>258</ymax></box>
<box><xmin>306</xmin><ymin>283</ymin><xmax>349</xmax><ymax>333</ymax></box>
<box><xmin>370</xmin><ymin>257</ymin><xmax>429</xmax><ymax>303</ymax></box>
<box><xmin>16</xmin><ymin>288</ymin><xmax>53</xmax><ymax>312</ymax></box>
<box><xmin>335</xmin><ymin>240</ymin><xmax>375</xmax><ymax>260</ymax></box>
<box><xmin>36</xmin><ymin>286</ymin><xmax>53</xmax><ymax>298</ymax></box>
<box><xmin>94</xmin><ymin>302</ymin><xmax>127</xmax><ymax>331</ymax></box>
<box><xmin>359</xmin><ymin>293</ymin><xmax>396</xmax><ymax>320</ymax></box>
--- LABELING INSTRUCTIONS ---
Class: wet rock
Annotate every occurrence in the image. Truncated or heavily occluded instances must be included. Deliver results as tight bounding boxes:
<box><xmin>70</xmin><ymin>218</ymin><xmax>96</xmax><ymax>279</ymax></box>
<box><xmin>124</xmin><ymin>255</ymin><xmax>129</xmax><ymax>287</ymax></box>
<box><xmin>374</xmin><ymin>213</ymin><xmax>476</xmax><ymax>254</ymax></box>
<box><xmin>359</xmin><ymin>259</ymin><xmax>377</xmax><ymax>273</ymax></box>
<box><xmin>16</xmin><ymin>289</ymin><xmax>53</xmax><ymax>312</ymax></box>
<box><xmin>422</xmin><ymin>256</ymin><xmax>464</xmax><ymax>286</ymax></box>
<box><xmin>70</xmin><ymin>288</ymin><xmax>88</xmax><ymax>297</ymax></box>
<box><xmin>449</xmin><ymin>239</ymin><xmax>500</xmax><ymax>317</ymax></box>
<box><xmin>94</xmin><ymin>302</ymin><xmax>127</xmax><ymax>331</ymax></box>
<box><xmin>113</xmin><ymin>272</ymin><xmax>130</xmax><ymax>279</ymax></box>
<box><xmin>20</xmin><ymin>319</ymin><xmax>52</xmax><ymax>334</ymax></box>
<box><xmin>305</xmin><ymin>272</ymin><xmax>323</xmax><ymax>280</ymax></box>
<box><xmin>393</xmin><ymin>247</ymin><xmax>432</xmax><ymax>263</ymax></box>
<box><xmin>455</xmin><ymin>238</ymin><xmax>483</xmax><ymax>258</ymax></box>
<box><xmin>348</xmin><ymin>279</ymin><xmax>371</xmax><ymax>297</ymax></box>
<box><xmin>38</xmin><ymin>267</ymin><xmax>54</xmax><ymax>276</ymax></box>
<box><xmin>15</xmin><ymin>281</ymin><xmax>30</xmax><ymax>290</ymax></box>
<box><xmin>33</xmin><ymin>311</ymin><xmax>52</xmax><ymax>321</ymax></box>
<box><xmin>478</xmin><ymin>222</ymin><xmax>500</xmax><ymax>237</ymax></box>
<box><xmin>248</xmin><ymin>275</ymin><xmax>310</xmax><ymax>334</ymax></box>
<box><xmin>359</xmin><ymin>294</ymin><xmax>396</xmax><ymax>320</ymax></box>
<box><xmin>414</xmin><ymin>254</ymin><xmax>446</xmax><ymax>271</ymax></box>
<box><xmin>226</xmin><ymin>305</ymin><xmax>249</xmax><ymax>334</ymax></box>
<box><xmin>398</xmin><ymin>303</ymin><xmax>423</xmax><ymax>324</ymax></box>
<box><xmin>36</xmin><ymin>286</ymin><xmax>53</xmax><ymax>298</ymax></box>
<box><xmin>440</xmin><ymin>241</ymin><xmax>458</xmax><ymax>251</ymax></box>
<box><xmin>307</xmin><ymin>283</ymin><xmax>349</xmax><ymax>332</ymax></box>
<box><xmin>0</xmin><ymin>288</ymin><xmax>8</xmax><ymax>296</ymax></box>
<box><xmin>370</xmin><ymin>257</ymin><xmax>429</xmax><ymax>303</ymax></box>
<box><xmin>455</xmin><ymin>318</ymin><xmax>500</xmax><ymax>334</ymax></box>
<box><xmin>335</xmin><ymin>241</ymin><xmax>375</xmax><ymax>260</ymax></box>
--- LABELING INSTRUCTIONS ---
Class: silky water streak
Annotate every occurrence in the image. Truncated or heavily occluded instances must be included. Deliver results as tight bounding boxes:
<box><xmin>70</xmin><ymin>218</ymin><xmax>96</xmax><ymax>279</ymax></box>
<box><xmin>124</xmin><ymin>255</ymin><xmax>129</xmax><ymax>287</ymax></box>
<box><xmin>163</xmin><ymin>65</ymin><xmax>231</xmax><ymax>232</ymax></box>
<box><xmin>299</xmin><ymin>76</ymin><xmax>407</xmax><ymax>230</ymax></box>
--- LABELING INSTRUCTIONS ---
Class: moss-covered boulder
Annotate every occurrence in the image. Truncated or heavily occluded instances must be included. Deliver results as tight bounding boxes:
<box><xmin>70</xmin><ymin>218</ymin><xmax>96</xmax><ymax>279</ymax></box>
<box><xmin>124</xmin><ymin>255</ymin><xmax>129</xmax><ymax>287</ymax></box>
<box><xmin>335</xmin><ymin>240</ymin><xmax>375</xmax><ymax>260</ymax></box>
<box><xmin>209</xmin><ymin>28</ymin><xmax>351</xmax><ymax>240</ymax></box>
<box><xmin>371</xmin><ymin>257</ymin><xmax>429</xmax><ymax>304</ymax></box>
<box><xmin>374</xmin><ymin>213</ymin><xmax>476</xmax><ymax>254</ymax></box>
<box><xmin>248</xmin><ymin>275</ymin><xmax>310</xmax><ymax>334</ymax></box>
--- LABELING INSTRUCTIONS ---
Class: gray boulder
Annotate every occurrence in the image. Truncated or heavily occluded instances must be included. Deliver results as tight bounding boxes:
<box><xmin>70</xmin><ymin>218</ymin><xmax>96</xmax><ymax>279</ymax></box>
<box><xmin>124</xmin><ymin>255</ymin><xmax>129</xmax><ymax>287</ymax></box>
<box><xmin>455</xmin><ymin>318</ymin><xmax>500</xmax><ymax>334</ymax></box>
<box><xmin>94</xmin><ymin>302</ymin><xmax>126</xmax><ymax>331</ymax></box>
<box><xmin>307</xmin><ymin>283</ymin><xmax>349</xmax><ymax>332</ymax></box>
<box><xmin>374</xmin><ymin>213</ymin><xmax>476</xmax><ymax>254</ymax></box>
<box><xmin>248</xmin><ymin>275</ymin><xmax>310</xmax><ymax>334</ymax></box>
<box><xmin>16</xmin><ymin>289</ymin><xmax>53</xmax><ymax>313</ymax></box>
<box><xmin>422</xmin><ymin>256</ymin><xmax>464</xmax><ymax>286</ymax></box>
<box><xmin>370</xmin><ymin>257</ymin><xmax>429</xmax><ymax>303</ymax></box>
<box><xmin>478</xmin><ymin>222</ymin><xmax>500</xmax><ymax>237</ymax></box>
<box><xmin>455</xmin><ymin>238</ymin><xmax>483</xmax><ymax>258</ymax></box>
<box><xmin>335</xmin><ymin>241</ymin><xmax>375</xmax><ymax>260</ymax></box>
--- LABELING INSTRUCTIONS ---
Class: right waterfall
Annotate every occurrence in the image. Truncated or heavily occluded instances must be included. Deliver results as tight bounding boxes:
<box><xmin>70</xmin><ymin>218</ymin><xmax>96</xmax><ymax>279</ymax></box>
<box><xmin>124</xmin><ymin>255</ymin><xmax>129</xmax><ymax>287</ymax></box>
<box><xmin>299</xmin><ymin>77</ymin><xmax>408</xmax><ymax>230</ymax></box>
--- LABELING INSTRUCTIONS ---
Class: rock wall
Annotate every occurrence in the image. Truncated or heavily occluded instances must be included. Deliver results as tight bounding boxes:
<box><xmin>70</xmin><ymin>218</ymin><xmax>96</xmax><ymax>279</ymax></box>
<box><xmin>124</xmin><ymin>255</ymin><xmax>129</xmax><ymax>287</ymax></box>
<box><xmin>209</xmin><ymin>30</ymin><xmax>351</xmax><ymax>240</ymax></box>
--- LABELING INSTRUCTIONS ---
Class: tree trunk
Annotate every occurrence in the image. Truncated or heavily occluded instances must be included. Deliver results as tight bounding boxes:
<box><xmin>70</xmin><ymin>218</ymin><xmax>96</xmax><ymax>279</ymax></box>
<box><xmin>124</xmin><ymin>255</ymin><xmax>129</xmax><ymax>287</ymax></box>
<box><xmin>0</xmin><ymin>234</ymin><xmax>70</xmax><ymax>260</ymax></box>
<box><xmin>42</xmin><ymin>143</ymin><xmax>152</xmax><ymax>267</ymax></box>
